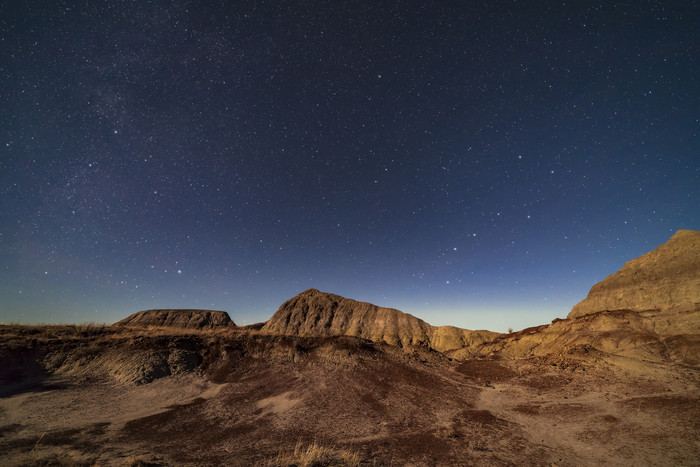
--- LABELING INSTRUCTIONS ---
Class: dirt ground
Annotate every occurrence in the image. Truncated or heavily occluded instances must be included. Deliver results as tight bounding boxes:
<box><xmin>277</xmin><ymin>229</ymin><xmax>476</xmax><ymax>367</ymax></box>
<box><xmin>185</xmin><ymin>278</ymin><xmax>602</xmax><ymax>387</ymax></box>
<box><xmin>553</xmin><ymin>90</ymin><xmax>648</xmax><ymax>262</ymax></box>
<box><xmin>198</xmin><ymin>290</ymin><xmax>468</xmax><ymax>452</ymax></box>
<box><xmin>0</xmin><ymin>328</ymin><xmax>698</xmax><ymax>466</ymax></box>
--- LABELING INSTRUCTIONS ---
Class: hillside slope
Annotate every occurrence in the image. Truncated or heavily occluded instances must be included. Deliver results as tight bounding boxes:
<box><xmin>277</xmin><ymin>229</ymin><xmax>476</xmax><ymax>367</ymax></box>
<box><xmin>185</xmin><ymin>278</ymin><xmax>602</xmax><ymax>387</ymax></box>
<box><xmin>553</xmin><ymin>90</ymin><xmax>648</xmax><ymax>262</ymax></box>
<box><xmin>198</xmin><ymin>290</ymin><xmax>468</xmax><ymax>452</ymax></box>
<box><xmin>1</xmin><ymin>324</ymin><xmax>697</xmax><ymax>466</ymax></box>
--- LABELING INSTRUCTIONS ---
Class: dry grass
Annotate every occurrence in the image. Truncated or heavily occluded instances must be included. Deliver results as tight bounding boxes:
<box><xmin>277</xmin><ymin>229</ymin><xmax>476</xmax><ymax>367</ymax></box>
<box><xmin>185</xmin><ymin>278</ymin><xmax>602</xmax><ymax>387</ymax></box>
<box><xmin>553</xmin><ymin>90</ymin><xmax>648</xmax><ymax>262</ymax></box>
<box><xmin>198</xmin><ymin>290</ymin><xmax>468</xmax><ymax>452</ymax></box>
<box><xmin>12</xmin><ymin>434</ymin><xmax>94</xmax><ymax>467</ymax></box>
<box><xmin>0</xmin><ymin>323</ymin><xmax>259</xmax><ymax>344</ymax></box>
<box><xmin>16</xmin><ymin>450</ymin><xmax>77</xmax><ymax>467</ymax></box>
<box><xmin>0</xmin><ymin>323</ymin><xmax>111</xmax><ymax>338</ymax></box>
<box><xmin>274</xmin><ymin>440</ymin><xmax>361</xmax><ymax>467</ymax></box>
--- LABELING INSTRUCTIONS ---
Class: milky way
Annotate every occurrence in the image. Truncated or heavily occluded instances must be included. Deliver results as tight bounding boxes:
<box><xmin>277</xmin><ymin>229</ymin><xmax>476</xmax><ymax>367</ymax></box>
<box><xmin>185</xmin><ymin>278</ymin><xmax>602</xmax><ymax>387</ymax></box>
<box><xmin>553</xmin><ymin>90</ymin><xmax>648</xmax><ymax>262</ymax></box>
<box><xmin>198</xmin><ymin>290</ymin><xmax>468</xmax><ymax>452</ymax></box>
<box><xmin>1</xmin><ymin>2</ymin><xmax>698</xmax><ymax>331</ymax></box>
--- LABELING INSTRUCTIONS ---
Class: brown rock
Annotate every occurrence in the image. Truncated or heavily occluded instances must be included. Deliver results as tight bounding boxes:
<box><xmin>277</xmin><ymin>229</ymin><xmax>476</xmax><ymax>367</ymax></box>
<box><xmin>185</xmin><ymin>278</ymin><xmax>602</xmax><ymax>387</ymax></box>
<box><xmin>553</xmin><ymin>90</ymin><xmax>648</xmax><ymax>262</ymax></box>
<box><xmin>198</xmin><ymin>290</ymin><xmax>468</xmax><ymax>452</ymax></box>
<box><xmin>114</xmin><ymin>309</ymin><xmax>235</xmax><ymax>330</ymax></box>
<box><xmin>260</xmin><ymin>288</ymin><xmax>498</xmax><ymax>352</ymax></box>
<box><xmin>474</xmin><ymin>306</ymin><xmax>700</xmax><ymax>365</ymax></box>
<box><xmin>568</xmin><ymin>230</ymin><xmax>700</xmax><ymax>319</ymax></box>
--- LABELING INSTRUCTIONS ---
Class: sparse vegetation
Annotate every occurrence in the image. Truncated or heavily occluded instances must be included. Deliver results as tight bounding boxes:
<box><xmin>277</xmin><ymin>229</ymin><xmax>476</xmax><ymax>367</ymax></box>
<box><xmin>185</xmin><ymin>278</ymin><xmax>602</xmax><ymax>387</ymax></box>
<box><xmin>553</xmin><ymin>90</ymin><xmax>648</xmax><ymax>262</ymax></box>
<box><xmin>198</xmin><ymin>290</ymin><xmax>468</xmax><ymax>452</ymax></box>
<box><xmin>0</xmin><ymin>323</ymin><xmax>260</xmax><ymax>345</ymax></box>
<box><xmin>14</xmin><ymin>436</ymin><xmax>91</xmax><ymax>467</ymax></box>
<box><xmin>274</xmin><ymin>440</ymin><xmax>361</xmax><ymax>467</ymax></box>
<box><xmin>17</xmin><ymin>450</ymin><xmax>78</xmax><ymax>467</ymax></box>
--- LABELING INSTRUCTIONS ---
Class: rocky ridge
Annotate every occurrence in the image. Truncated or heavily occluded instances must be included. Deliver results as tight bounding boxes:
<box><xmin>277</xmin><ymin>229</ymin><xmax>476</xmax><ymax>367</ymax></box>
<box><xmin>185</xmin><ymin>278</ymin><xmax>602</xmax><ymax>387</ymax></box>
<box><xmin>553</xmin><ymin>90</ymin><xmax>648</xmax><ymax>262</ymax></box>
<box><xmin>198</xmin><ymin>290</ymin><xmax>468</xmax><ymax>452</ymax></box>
<box><xmin>260</xmin><ymin>288</ymin><xmax>498</xmax><ymax>353</ymax></box>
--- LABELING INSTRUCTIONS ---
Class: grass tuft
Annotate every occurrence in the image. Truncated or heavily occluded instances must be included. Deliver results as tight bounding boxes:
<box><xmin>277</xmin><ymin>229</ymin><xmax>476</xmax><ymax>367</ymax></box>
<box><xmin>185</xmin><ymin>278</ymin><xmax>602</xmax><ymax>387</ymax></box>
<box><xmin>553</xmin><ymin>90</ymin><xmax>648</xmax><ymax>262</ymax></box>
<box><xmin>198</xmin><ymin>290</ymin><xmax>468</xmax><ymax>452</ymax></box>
<box><xmin>274</xmin><ymin>440</ymin><xmax>361</xmax><ymax>466</ymax></box>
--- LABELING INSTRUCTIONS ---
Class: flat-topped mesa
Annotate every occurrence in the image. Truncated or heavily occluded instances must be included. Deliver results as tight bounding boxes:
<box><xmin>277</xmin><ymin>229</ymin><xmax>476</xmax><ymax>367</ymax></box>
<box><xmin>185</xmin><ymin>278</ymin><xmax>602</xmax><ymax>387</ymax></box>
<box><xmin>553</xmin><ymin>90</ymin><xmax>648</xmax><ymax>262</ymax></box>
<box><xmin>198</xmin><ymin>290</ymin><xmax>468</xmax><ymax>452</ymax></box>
<box><xmin>114</xmin><ymin>309</ymin><xmax>235</xmax><ymax>330</ymax></box>
<box><xmin>568</xmin><ymin>229</ymin><xmax>700</xmax><ymax>319</ymax></box>
<box><xmin>261</xmin><ymin>288</ymin><xmax>499</xmax><ymax>352</ymax></box>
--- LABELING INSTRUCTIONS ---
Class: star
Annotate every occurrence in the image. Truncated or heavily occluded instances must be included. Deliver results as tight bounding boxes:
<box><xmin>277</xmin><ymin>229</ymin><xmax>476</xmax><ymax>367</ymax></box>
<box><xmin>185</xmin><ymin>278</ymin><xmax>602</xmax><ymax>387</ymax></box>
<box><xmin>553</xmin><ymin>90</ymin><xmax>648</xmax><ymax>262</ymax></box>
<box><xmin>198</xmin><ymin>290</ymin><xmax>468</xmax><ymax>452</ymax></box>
<box><xmin>0</xmin><ymin>0</ymin><xmax>695</xmax><ymax>331</ymax></box>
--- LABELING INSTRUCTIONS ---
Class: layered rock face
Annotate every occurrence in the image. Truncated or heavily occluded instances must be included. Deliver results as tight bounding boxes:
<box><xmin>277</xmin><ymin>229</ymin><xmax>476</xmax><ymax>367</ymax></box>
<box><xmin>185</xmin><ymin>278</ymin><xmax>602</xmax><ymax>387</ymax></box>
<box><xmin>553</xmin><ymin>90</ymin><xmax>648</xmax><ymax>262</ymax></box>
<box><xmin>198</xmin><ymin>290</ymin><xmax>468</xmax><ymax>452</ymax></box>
<box><xmin>568</xmin><ymin>230</ymin><xmax>700</xmax><ymax>319</ymax></box>
<box><xmin>474</xmin><ymin>307</ymin><xmax>700</xmax><ymax>365</ymax></box>
<box><xmin>114</xmin><ymin>309</ymin><xmax>235</xmax><ymax>330</ymax></box>
<box><xmin>261</xmin><ymin>288</ymin><xmax>498</xmax><ymax>352</ymax></box>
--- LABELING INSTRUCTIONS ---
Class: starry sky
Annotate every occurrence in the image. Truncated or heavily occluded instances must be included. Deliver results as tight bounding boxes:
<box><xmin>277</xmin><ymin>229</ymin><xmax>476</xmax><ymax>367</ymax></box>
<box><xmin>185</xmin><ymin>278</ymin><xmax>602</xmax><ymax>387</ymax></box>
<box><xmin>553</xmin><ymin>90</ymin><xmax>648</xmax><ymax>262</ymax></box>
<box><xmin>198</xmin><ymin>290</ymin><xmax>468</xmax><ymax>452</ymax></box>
<box><xmin>1</xmin><ymin>1</ymin><xmax>698</xmax><ymax>332</ymax></box>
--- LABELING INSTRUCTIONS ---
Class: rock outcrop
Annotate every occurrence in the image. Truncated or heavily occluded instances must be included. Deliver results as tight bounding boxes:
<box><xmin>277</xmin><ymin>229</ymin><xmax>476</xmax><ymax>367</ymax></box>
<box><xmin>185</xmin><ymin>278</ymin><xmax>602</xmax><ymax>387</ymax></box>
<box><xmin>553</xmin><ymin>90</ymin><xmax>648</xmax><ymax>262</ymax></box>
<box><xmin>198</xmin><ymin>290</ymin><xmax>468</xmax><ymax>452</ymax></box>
<box><xmin>261</xmin><ymin>288</ymin><xmax>498</xmax><ymax>352</ymax></box>
<box><xmin>470</xmin><ymin>306</ymin><xmax>700</xmax><ymax>365</ymax></box>
<box><xmin>468</xmin><ymin>230</ymin><xmax>700</xmax><ymax>365</ymax></box>
<box><xmin>568</xmin><ymin>229</ymin><xmax>700</xmax><ymax>319</ymax></box>
<box><xmin>114</xmin><ymin>309</ymin><xmax>235</xmax><ymax>330</ymax></box>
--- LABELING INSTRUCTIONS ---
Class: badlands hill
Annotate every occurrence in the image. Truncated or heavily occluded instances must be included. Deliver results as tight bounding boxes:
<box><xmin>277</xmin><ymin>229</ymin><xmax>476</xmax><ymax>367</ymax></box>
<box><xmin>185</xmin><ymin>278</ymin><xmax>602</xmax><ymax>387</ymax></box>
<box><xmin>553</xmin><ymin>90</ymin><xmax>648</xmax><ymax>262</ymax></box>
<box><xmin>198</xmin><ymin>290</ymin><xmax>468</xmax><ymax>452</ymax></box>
<box><xmin>114</xmin><ymin>309</ymin><xmax>235</xmax><ymax>330</ymax></box>
<box><xmin>464</xmin><ymin>229</ymin><xmax>700</xmax><ymax>365</ymax></box>
<box><xmin>1</xmin><ymin>231</ymin><xmax>699</xmax><ymax>465</ymax></box>
<box><xmin>261</xmin><ymin>288</ymin><xmax>498</xmax><ymax>353</ymax></box>
<box><xmin>569</xmin><ymin>229</ymin><xmax>700</xmax><ymax>318</ymax></box>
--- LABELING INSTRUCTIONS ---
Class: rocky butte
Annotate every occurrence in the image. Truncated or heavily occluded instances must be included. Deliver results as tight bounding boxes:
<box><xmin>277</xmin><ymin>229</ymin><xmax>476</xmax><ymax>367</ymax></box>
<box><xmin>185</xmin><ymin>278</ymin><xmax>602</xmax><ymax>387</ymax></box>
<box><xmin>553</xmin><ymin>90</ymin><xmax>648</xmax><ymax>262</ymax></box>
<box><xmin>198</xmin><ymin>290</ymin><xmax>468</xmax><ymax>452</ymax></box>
<box><xmin>114</xmin><ymin>309</ymin><xmax>235</xmax><ymax>330</ymax></box>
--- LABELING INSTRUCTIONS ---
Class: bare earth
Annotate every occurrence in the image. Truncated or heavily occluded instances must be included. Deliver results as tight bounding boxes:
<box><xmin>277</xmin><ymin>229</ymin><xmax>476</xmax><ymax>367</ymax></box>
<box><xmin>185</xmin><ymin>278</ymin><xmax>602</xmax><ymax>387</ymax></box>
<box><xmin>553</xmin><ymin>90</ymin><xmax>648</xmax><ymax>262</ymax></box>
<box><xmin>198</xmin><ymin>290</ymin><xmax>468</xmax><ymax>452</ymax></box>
<box><xmin>1</xmin><ymin>326</ymin><xmax>698</xmax><ymax>466</ymax></box>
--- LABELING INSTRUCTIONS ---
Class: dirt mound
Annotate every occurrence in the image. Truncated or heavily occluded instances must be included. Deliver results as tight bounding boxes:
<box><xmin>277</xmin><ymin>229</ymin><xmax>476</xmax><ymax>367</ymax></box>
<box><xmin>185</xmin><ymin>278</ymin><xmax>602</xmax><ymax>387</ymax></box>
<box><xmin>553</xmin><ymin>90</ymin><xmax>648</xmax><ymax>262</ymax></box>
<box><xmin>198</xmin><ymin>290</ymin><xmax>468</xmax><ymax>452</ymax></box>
<box><xmin>260</xmin><ymin>288</ymin><xmax>499</xmax><ymax>352</ymax></box>
<box><xmin>114</xmin><ymin>309</ymin><xmax>235</xmax><ymax>330</ymax></box>
<box><xmin>430</xmin><ymin>325</ymin><xmax>500</xmax><ymax>354</ymax></box>
<box><xmin>569</xmin><ymin>229</ymin><xmax>700</xmax><ymax>319</ymax></box>
<box><xmin>109</xmin><ymin>334</ymin><xmax>547</xmax><ymax>466</ymax></box>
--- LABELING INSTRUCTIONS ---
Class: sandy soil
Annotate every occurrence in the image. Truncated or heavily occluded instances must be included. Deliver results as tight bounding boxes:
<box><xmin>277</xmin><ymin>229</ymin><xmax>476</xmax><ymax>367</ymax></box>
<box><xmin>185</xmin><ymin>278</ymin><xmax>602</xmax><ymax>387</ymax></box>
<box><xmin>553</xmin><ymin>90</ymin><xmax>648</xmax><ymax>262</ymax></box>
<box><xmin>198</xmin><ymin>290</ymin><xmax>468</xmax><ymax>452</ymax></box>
<box><xmin>0</xmin><ymin>374</ymin><xmax>225</xmax><ymax>465</ymax></box>
<box><xmin>475</xmin><ymin>358</ymin><xmax>699</xmax><ymax>465</ymax></box>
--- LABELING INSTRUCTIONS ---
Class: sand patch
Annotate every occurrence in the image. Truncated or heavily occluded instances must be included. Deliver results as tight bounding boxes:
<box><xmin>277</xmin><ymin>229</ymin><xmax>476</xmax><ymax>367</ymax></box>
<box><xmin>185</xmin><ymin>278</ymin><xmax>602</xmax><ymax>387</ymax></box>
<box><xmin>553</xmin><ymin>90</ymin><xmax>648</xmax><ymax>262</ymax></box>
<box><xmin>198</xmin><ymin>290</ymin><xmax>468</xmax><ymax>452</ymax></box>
<box><xmin>256</xmin><ymin>391</ymin><xmax>300</xmax><ymax>415</ymax></box>
<box><xmin>0</xmin><ymin>374</ymin><xmax>226</xmax><ymax>436</ymax></box>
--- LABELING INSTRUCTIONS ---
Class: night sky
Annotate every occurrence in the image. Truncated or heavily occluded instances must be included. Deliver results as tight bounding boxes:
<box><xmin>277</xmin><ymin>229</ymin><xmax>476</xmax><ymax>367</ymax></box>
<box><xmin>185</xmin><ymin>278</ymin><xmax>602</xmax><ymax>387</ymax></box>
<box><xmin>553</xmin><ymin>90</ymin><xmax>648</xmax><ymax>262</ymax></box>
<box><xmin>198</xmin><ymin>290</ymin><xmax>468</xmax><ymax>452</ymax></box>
<box><xmin>1</xmin><ymin>1</ymin><xmax>698</xmax><ymax>332</ymax></box>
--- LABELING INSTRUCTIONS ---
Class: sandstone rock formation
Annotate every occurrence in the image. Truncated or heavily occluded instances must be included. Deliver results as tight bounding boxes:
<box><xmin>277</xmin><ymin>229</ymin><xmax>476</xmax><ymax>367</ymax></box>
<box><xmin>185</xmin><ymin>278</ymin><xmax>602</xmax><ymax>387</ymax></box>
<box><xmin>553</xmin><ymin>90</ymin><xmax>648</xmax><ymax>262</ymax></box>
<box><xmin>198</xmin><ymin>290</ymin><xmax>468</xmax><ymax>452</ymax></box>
<box><xmin>568</xmin><ymin>230</ymin><xmax>700</xmax><ymax>318</ymax></box>
<box><xmin>467</xmin><ymin>306</ymin><xmax>700</xmax><ymax>365</ymax></box>
<box><xmin>114</xmin><ymin>309</ymin><xmax>235</xmax><ymax>330</ymax></box>
<box><xmin>261</xmin><ymin>288</ymin><xmax>498</xmax><ymax>352</ymax></box>
<box><xmin>463</xmin><ymin>230</ymin><xmax>700</xmax><ymax>365</ymax></box>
